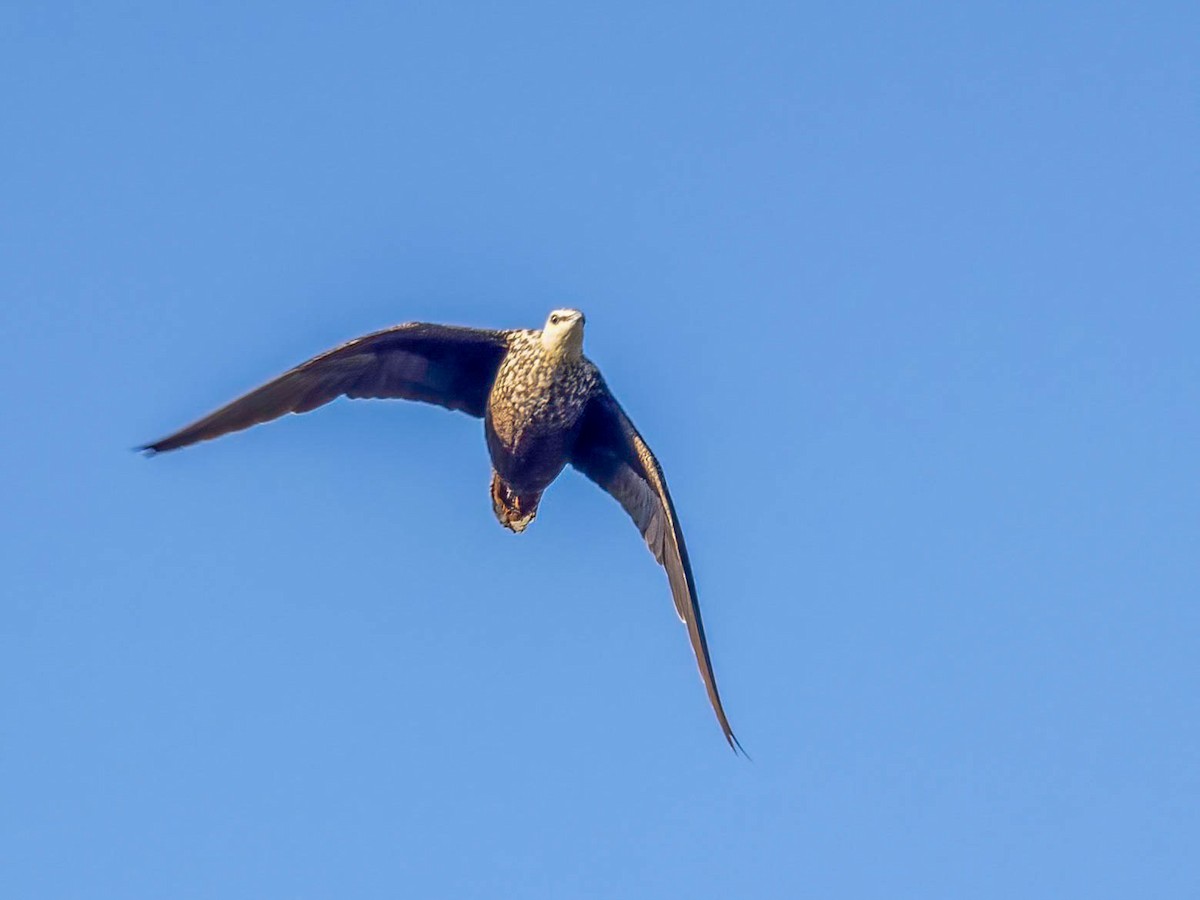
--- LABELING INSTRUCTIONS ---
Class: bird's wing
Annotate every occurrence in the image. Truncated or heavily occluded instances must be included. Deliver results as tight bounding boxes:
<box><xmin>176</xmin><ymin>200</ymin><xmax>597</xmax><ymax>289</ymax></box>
<box><xmin>569</xmin><ymin>387</ymin><xmax>742</xmax><ymax>752</ymax></box>
<box><xmin>143</xmin><ymin>323</ymin><xmax>511</xmax><ymax>453</ymax></box>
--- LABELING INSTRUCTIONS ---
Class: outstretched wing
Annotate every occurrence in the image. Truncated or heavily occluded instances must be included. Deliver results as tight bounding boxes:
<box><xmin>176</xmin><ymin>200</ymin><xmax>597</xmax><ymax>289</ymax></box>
<box><xmin>570</xmin><ymin>387</ymin><xmax>743</xmax><ymax>753</ymax></box>
<box><xmin>143</xmin><ymin>323</ymin><xmax>510</xmax><ymax>453</ymax></box>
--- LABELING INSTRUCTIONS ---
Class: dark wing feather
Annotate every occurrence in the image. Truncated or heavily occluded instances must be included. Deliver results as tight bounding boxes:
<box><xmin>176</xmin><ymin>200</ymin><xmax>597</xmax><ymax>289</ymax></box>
<box><xmin>143</xmin><ymin>323</ymin><xmax>510</xmax><ymax>453</ymax></box>
<box><xmin>570</xmin><ymin>388</ymin><xmax>743</xmax><ymax>753</ymax></box>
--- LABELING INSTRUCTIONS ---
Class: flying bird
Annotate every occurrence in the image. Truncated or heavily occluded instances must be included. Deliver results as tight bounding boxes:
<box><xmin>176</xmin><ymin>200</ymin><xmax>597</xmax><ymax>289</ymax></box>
<box><xmin>143</xmin><ymin>309</ymin><xmax>742</xmax><ymax>751</ymax></box>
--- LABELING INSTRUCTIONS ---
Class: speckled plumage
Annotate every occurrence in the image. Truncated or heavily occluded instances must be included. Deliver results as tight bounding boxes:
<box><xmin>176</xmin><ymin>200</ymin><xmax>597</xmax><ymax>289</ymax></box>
<box><xmin>488</xmin><ymin>328</ymin><xmax>599</xmax><ymax>445</ymax></box>
<box><xmin>484</xmin><ymin>327</ymin><xmax>599</xmax><ymax>530</ymax></box>
<box><xmin>142</xmin><ymin>308</ymin><xmax>743</xmax><ymax>752</ymax></box>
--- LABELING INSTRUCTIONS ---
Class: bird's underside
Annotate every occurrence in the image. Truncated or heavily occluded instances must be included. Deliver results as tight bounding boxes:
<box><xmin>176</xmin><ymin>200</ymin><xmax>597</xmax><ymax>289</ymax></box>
<box><xmin>142</xmin><ymin>309</ymin><xmax>743</xmax><ymax>752</ymax></box>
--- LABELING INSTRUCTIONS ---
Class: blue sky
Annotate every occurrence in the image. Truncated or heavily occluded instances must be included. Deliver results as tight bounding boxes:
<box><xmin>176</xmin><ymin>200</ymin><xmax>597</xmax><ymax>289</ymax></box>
<box><xmin>2</xmin><ymin>2</ymin><xmax>1197</xmax><ymax>897</ymax></box>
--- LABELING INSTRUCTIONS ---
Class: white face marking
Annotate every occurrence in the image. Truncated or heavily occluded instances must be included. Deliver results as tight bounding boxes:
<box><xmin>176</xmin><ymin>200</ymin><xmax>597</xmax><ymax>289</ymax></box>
<box><xmin>540</xmin><ymin>308</ymin><xmax>586</xmax><ymax>356</ymax></box>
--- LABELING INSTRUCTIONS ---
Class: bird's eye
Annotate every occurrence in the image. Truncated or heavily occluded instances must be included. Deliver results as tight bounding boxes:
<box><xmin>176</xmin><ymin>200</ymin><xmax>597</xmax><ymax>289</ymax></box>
<box><xmin>550</xmin><ymin>314</ymin><xmax>560</xmax><ymax>325</ymax></box>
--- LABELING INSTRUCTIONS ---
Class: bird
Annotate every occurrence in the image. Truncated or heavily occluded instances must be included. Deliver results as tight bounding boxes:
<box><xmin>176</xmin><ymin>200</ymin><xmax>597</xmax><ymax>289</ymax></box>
<box><xmin>143</xmin><ymin>309</ymin><xmax>742</xmax><ymax>751</ymax></box>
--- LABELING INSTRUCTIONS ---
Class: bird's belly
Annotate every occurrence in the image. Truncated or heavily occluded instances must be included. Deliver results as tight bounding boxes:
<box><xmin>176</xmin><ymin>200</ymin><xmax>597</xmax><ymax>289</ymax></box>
<box><xmin>485</xmin><ymin>352</ymin><xmax>591</xmax><ymax>494</ymax></box>
<box><xmin>485</xmin><ymin>418</ymin><xmax>574</xmax><ymax>494</ymax></box>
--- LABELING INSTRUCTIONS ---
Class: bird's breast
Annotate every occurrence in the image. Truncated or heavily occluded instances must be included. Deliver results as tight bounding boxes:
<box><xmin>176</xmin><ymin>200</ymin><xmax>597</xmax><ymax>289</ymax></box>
<box><xmin>484</xmin><ymin>343</ymin><xmax>595</xmax><ymax>492</ymax></box>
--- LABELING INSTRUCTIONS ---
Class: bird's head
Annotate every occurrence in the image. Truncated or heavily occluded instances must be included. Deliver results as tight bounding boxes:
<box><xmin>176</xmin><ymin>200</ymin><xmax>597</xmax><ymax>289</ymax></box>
<box><xmin>540</xmin><ymin>308</ymin><xmax>586</xmax><ymax>359</ymax></box>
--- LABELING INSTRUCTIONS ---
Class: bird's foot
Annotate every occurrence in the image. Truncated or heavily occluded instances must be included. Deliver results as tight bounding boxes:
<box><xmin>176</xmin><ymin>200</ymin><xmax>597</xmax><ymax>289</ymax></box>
<box><xmin>502</xmin><ymin>508</ymin><xmax>537</xmax><ymax>533</ymax></box>
<box><xmin>491</xmin><ymin>473</ymin><xmax>540</xmax><ymax>533</ymax></box>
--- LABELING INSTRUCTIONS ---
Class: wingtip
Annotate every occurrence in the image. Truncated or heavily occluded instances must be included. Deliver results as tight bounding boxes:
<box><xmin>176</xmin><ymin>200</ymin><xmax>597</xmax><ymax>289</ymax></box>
<box><xmin>727</xmin><ymin>732</ymin><xmax>752</xmax><ymax>760</ymax></box>
<box><xmin>135</xmin><ymin>443</ymin><xmax>160</xmax><ymax>457</ymax></box>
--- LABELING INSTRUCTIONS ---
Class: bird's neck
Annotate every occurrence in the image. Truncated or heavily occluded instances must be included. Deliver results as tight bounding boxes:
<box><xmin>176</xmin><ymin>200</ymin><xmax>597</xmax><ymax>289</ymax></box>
<box><xmin>539</xmin><ymin>330</ymin><xmax>584</xmax><ymax>364</ymax></box>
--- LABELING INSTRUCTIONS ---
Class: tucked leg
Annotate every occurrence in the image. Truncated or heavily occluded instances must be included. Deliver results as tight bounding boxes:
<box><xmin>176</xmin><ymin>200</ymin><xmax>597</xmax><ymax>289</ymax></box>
<box><xmin>490</xmin><ymin>471</ymin><xmax>541</xmax><ymax>533</ymax></box>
